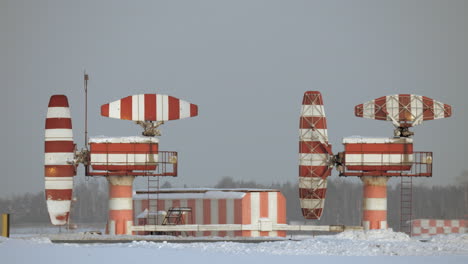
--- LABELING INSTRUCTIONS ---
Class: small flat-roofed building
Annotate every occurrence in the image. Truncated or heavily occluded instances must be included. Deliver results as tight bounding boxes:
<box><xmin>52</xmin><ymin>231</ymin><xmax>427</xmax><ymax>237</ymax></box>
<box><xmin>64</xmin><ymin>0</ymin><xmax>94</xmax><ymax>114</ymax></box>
<box><xmin>133</xmin><ymin>188</ymin><xmax>286</xmax><ymax>237</ymax></box>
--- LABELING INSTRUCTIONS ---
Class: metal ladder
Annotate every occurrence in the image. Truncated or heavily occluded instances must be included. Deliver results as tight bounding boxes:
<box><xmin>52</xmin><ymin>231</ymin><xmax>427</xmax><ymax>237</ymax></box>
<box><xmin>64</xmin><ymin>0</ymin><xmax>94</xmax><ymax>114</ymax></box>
<box><xmin>399</xmin><ymin>176</ymin><xmax>413</xmax><ymax>236</ymax></box>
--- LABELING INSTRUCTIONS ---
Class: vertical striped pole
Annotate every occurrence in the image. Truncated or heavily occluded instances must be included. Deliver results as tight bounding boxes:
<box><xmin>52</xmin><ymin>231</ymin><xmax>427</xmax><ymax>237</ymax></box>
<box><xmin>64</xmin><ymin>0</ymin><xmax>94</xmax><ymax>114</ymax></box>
<box><xmin>1</xmin><ymin>214</ymin><xmax>9</xmax><ymax>237</ymax></box>
<box><xmin>107</xmin><ymin>176</ymin><xmax>135</xmax><ymax>235</ymax></box>
<box><xmin>361</xmin><ymin>176</ymin><xmax>388</xmax><ymax>230</ymax></box>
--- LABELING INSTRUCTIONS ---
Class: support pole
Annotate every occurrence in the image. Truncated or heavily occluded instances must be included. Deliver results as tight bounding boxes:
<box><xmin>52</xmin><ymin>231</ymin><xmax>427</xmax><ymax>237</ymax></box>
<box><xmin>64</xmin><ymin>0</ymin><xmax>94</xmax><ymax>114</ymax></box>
<box><xmin>1</xmin><ymin>214</ymin><xmax>10</xmax><ymax>237</ymax></box>
<box><xmin>106</xmin><ymin>176</ymin><xmax>135</xmax><ymax>235</ymax></box>
<box><xmin>361</xmin><ymin>176</ymin><xmax>388</xmax><ymax>230</ymax></box>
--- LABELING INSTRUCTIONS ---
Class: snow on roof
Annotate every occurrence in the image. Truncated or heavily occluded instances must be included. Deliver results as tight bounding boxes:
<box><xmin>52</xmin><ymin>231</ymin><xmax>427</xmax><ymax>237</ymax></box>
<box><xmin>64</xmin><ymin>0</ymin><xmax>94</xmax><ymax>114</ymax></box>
<box><xmin>133</xmin><ymin>188</ymin><xmax>280</xmax><ymax>200</ymax></box>
<box><xmin>134</xmin><ymin>191</ymin><xmax>247</xmax><ymax>200</ymax></box>
<box><xmin>89</xmin><ymin>136</ymin><xmax>159</xmax><ymax>143</ymax></box>
<box><xmin>343</xmin><ymin>136</ymin><xmax>413</xmax><ymax>144</ymax></box>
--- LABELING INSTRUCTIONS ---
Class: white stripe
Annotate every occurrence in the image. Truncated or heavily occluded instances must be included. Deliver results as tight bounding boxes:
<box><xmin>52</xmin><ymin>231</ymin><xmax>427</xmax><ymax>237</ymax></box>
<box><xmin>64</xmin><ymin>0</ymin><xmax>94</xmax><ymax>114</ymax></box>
<box><xmin>250</xmin><ymin>193</ymin><xmax>260</xmax><ymax>237</ymax></box>
<box><xmin>45</xmin><ymin>153</ymin><xmax>75</xmax><ymax>165</ymax></box>
<box><xmin>47</xmin><ymin>107</ymin><xmax>71</xmax><ymax>118</ymax></box>
<box><xmin>90</xmin><ymin>153</ymin><xmax>159</xmax><ymax>165</ymax></box>
<box><xmin>436</xmin><ymin>220</ymin><xmax>444</xmax><ymax>227</ymax></box>
<box><xmin>132</xmin><ymin>95</ymin><xmax>139</xmax><ymax>120</ymax></box>
<box><xmin>299</xmin><ymin>129</ymin><xmax>328</xmax><ymax>142</ymax></box>
<box><xmin>156</xmin><ymin>94</ymin><xmax>168</xmax><ymax>121</ymax></box>
<box><xmin>380</xmin><ymin>221</ymin><xmax>387</xmax><ymax>229</ymax></box>
<box><xmin>211</xmin><ymin>199</ymin><xmax>218</xmax><ymax>236</ymax></box>
<box><xmin>162</xmin><ymin>95</ymin><xmax>169</xmax><ymax>120</ymax></box>
<box><xmin>345</xmin><ymin>154</ymin><xmax>414</xmax><ymax>165</ymax></box>
<box><xmin>300</xmin><ymin>198</ymin><xmax>323</xmax><ymax>209</ymax></box>
<box><xmin>138</xmin><ymin>94</ymin><xmax>145</xmax><ymax>120</ymax></box>
<box><xmin>108</xmin><ymin>220</ymin><xmax>116</xmax><ymax>235</ymax></box>
<box><xmin>226</xmin><ymin>199</ymin><xmax>234</xmax><ymax>237</ymax></box>
<box><xmin>268</xmin><ymin>192</ymin><xmax>278</xmax><ymax>237</ymax></box>
<box><xmin>109</xmin><ymin>198</ymin><xmax>133</xmax><ymax>210</ymax></box>
<box><xmin>46</xmin><ymin>200</ymin><xmax>71</xmax><ymax>213</ymax></box>
<box><xmin>300</xmin><ymin>105</ymin><xmax>325</xmax><ymax>117</ymax></box>
<box><xmin>433</xmin><ymin>100</ymin><xmax>445</xmax><ymax>119</ymax></box>
<box><xmin>411</xmin><ymin>95</ymin><xmax>423</xmax><ymax>121</ymax></box>
<box><xmin>363</xmin><ymin>100</ymin><xmax>375</xmax><ymax>119</ymax></box>
<box><xmin>45</xmin><ymin>177</ymin><xmax>74</xmax><ymax>190</ymax></box>
<box><xmin>386</xmin><ymin>95</ymin><xmax>399</xmax><ymax>121</ymax></box>
<box><xmin>363</xmin><ymin>198</ymin><xmax>387</xmax><ymax>211</ymax></box>
<box><xmin>179</xmin><ymin>100</ymin><xmax>191</xmax><ymax>119</ymax></box>
<box><xmin>109</xmin><ymin>100</ymin><xmax>121</xmax><ymax>119</ymax></box>
<box><xmin>45</xmin><ymin>129</ymin><xmax>73</xmax><ymax>141</ymax></box>
<box><xmin>451</xmin><ymin>220</ymin><xmax>460</xmax><ymax>227</ymax></box>
<box><xmin>363</xmin><ymin>221</ymin><xmax>370</xmax><ymax>230</ymax></box>
<box><xmin>298</xmin><ymin>177</ymin><xmax>327</xmax><ymax>189</ymax></box>
<box><xmin>299</xmin><ymin>153</ymin><xmax>329</xmax><ymax>166</ymax></box>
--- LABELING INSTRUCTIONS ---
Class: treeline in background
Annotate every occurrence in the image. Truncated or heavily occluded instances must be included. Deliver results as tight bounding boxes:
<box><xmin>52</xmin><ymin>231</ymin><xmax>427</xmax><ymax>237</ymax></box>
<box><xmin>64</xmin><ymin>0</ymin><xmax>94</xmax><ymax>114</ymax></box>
<box><xmin>1</xmin><ymin>173</ymin><xmax>467</xmax><ymax>231</ymax></box>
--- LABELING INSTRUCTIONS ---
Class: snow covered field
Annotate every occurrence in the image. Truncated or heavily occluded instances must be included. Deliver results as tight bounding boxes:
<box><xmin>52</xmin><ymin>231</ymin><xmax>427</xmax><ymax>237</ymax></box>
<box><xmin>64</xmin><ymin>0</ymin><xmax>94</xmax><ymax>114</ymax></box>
<box><xmin>1</xmin><ymin>230</ymin><xmax>467</xmax><ymax>263</ymax></box>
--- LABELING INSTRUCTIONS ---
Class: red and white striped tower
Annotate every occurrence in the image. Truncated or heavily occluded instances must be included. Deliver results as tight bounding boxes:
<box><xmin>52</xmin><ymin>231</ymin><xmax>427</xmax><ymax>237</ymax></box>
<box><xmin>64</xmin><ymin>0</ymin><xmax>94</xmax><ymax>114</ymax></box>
<box><xmin>298</xmin><ymin>91</ymin><xmax>332</xmax><ymax>219</ymax></box>
<box><xmin>361</xmin><ymin>176</ymin><xmax>388</xmax><ymax>230</ymax></box>
<box><xmin>44</xmin><ymin>95</ymin><xmax>76</xmax><ymax>225</ymax></box>
<box><xmin>107</xmin><ymin>176</ymin><xmax>135</xmax><ymax>235</ymax></box>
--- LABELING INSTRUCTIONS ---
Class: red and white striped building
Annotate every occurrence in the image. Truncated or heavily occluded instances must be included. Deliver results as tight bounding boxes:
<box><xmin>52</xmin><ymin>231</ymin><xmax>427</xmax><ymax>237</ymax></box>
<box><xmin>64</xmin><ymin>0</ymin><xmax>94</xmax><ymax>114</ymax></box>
<box><xmin>412</xmin><ymin>219</ymin><xmax>466</xmax><ymax>238</ymax></box>
<box><xmin>133</xmin><ymin>188</ymin><xmax>287</xmax><ymax>237</ymax></box>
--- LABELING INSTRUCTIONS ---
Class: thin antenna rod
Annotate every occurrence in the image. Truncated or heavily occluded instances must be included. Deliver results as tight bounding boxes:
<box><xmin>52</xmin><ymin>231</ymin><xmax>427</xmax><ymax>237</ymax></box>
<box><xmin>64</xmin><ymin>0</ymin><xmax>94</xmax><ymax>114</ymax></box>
<box><xmin>84</xmin><ymin>71</ymin><xmax>89</xmax><ymax>148</ymax></box>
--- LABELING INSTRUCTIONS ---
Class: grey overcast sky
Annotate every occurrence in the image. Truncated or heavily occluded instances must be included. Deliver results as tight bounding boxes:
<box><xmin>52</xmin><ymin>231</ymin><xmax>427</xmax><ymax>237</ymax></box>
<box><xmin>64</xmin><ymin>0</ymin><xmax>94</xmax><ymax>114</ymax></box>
<box><xmin>1</xmin><ymin>0</ymin><xmax>467</xmax><ymax>198</ymax></box>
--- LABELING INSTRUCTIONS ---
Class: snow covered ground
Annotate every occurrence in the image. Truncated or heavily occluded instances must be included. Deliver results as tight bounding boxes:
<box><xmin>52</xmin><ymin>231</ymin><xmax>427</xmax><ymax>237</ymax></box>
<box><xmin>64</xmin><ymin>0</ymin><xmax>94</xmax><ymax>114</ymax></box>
<box><xmin>1</xmin><ymin>229</ymin><xmax>467</xmax><ymax>263</ymax></box>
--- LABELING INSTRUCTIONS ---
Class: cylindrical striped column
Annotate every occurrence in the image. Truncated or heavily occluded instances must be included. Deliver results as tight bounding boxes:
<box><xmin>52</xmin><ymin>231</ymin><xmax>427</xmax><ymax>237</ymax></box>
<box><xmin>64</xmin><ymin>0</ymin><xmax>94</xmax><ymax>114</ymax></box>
<box><xmin>107</xmin><ymin>176</ymin><xmax>135</xmax><ymax>235</ymax></box>
<box><xmin>299</xmin><ymin>91</ymin><xmax>331</xmax><ymax>219</ymax></box>
<box><xmin>361</xmin><ymin>176</ymin><xmax>388</xmax><ymax>230</ymax></box>
<box><xmin>44</xmin><ymin>95</ymin><xmax>76</xmax><ymax>225</ymax></box>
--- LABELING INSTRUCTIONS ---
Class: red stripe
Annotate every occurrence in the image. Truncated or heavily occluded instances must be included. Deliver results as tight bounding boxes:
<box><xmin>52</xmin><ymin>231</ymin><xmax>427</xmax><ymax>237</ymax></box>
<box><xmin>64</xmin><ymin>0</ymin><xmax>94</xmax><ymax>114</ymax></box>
<box><xmin>48</xmin><ymin>95</ymin><xmax>69</xmax><ymax>107</ymax></box>
<box><xmin>101</xmin><ymin>104</ymin><xmax>109</xmax><ymax>117</ymax></box>
<box><xmin>344</xmin><ymin>143</ymin><xmax>413</xmax><ymax>153</ymax></box>
<box><xmin>260</xmin><ymin>192</ymin><xmax>268</xmax><ymax>236</ymax></box>
<box><xmin>44</xmin><ymin>165</ymin><xmax>76</xmax><ymax>177</ymax></box>
<box><xmin>299</xmin><ymin>116</ymin><xmax>327</xmax><ymax>129</ymax></box>
<box><xmin>168</xmin><ymin>96</ymin><xmax>180</xmax><ymax>120</ymax></box>
<box><xmin>399</xmin><ymin>94</ymin><xmax>411</xmax><ymax>121</ymax></box>
<box><xmin>218</xmin><ymin>199</ymin><xmax>227</xmax><ymax>237</ymax></box>
<box><xmin>355</xmin><ymin>104</ymin><xmax>363</xmax><ymax>117</ymax></box>
<box><xmin>187</xmin><ymin>199</ymin><xmax>196</xmax><ymax>225</ymax></box>
<box><xmin>299</xmin><ymin>141</ymin><xmax>329</xmax><ymax>154</ymax></box>
<box><xmin>120</xmin><ymin>96</ymin><xmax>133</xmax><ymax>120</ymax></box>
<box><xmin>299</xmin><ymin>165</ymin><xmax>330</xmax><ymax>177</ymax></box>
<box><xmin>299</xmin><ymin>188</ymin><xmax>327</xmax><ymax>199</ymax></box>
<box><xmin>190</xmin><ymin>104</ymin><xmax>198</xmax><ymax>117</ymax></box>
<box><xmin>277</xmin><ymin>193</ymin><xmax>286</xmax><ymax>237</ymax></box>
<box><xmin>45</xmin><ymin>118</ymin><xmax>72</xmax><ymax>129</ymax></box>
<box><xmin>241</xmin><ymin>193</ymin><xmax>251</xmax><ymax>237</ymax></box>
<box><xmin>444</xmin><ymin>104</ymin><xmax>452</xmax><ymax>118</ymax></box>
<box><xmin>157</xmin><ymin>199</ymin><xmax>165</xmax><ymax>213</ymax></box>
<box><xmin>422</xmin><ymin>96</ymin><xmax>434</xmax><ymax>120</ymax></box>
<box><xmin>109</xmin><ymin>185</ymin><xmax>133</xmax><ymax>198</ymax></box>
<box><xmin>145</xmin><ymin>94</ymin><xmax>156</xmax><ymax>120</ymax></box>
<box><xmin>45</xmin><ymin>189</ymin><xmax>72</xmax><ymax>200</ymax></box>
<box><xmin>203</xmin><ymin>199</ymin><xmax>211</xmax><ymax>236</ymax></box>
<box><xmin>363</xmin><ymin>185</ymin><xmax>387</xmax><ymax>198</ymax></box>
<box><xmin>90</xmin><ymin>142</ymin><xmax>158</xmax><ymax>153</ymax></box>
<box><xmin>302</xmin><ymin>91</ymin><xmax>323</xmax><ymax>105</ymax></box>
<box><xmin>45</xmin><ymin>141</ymin><xmax>75</xmax><ymax>153</ymax></box>
<box><xmin>374</xmin><ymin>96</ymin><xmax>387</xmax><ymax>120</ymax></box>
